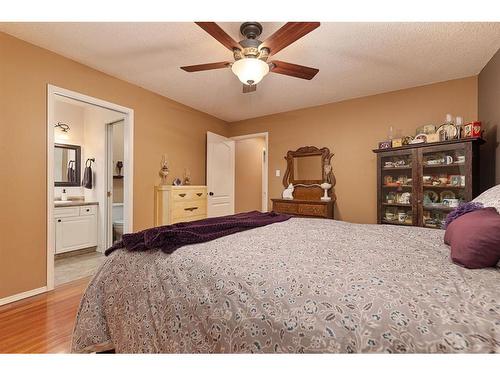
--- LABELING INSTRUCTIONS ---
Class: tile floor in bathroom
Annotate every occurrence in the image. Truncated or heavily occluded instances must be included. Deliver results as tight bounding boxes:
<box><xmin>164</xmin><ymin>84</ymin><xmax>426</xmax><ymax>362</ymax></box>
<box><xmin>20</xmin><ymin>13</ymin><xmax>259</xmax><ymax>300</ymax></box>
<box><xmin>54</xmin><ymin>250</ymin><xmax>105</xmax><ymax>286</ymax></box>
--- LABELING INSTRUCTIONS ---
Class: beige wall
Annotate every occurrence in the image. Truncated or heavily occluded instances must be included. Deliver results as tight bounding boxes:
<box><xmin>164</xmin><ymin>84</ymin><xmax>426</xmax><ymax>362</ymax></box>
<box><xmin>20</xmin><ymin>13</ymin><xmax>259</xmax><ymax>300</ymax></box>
<box><xmin>234</xmin><ymin>137</ymin><xmax>266</xmax><ymax>213</ymax></box>
<box><xmin>228</xmin><ymin>77</ymin><xmax>478</xmax><ymax>224</ymax></box>
<box><xmin>0</xmin><ymin>30</ymin><xmax>483</xmax><ymax>301</ymax></box>
<box><xmin>478</xmin><ymin>48</ymin><xmax>500</xmax><ymax>189</ymax></box>
<box><xmin>0</xmin><ymin>32</ymin><xmax>228</xmax><ymax>299</ymax></box>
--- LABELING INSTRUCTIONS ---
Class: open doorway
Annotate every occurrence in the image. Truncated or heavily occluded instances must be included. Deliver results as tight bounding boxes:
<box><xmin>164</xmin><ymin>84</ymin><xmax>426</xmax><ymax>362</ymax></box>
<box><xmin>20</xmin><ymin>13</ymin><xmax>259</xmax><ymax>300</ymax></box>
<box><xmin>232</xmin><ymin>133</ymin><xmax>269</xmax><ymax>213</ymax></box>
<box><xmin>47</xmin><ymin>85</ymin><xmax>134</xmax><ymax>290</ymax></box>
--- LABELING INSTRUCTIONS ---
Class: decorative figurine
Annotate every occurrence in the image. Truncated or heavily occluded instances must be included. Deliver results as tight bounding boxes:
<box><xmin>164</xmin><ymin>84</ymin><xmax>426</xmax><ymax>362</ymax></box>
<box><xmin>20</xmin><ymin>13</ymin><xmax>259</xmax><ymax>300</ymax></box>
<box><xmin>183</xmin><ymin>168</ymin><xmax>191</xmax><ymax>185</ymax></box>
<box><xmin>324</xmin><ymin>163</ymin><xmax>332</xmax><ymax>184</ymax></box>
<box><xmin>159</xmin><ymin>154</ymin><xmax>169</xmax><ymax>185</ymax></box>
<box><xmin>282</xmin><ymin>183</ymin><xmax>294</xmax><ymax>200</ymax></box>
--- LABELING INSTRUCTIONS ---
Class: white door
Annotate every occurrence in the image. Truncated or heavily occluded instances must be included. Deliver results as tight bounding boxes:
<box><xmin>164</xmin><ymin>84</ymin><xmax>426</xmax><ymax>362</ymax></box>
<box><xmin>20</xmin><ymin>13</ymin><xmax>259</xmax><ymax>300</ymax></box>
<box><xmin>206</xmin><ymin>131</ymin><xmax>235</xmax><ymax>217</ymax></box>
<box><xmin>105</xmin><ymin>123</ymin><xmax>114</xmax><ymax>248</ymax></box>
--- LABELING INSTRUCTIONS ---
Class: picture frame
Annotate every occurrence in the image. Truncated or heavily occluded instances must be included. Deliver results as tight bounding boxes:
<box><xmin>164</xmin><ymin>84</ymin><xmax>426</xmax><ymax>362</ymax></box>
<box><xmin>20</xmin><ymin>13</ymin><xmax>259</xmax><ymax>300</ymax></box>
<box><xmin>449</xmin><ymin>175</ymin><xmax>462</xmax><ymax>187</ymax></box>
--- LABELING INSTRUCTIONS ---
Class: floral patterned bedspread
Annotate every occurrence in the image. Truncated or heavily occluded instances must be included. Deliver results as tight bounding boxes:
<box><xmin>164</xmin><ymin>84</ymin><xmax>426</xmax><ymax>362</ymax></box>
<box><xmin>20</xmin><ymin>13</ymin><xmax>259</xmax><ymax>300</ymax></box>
<box><xmin>71</xmin><ymin>218</ymin><xmax>500</xmax><ymax>353</ymax></box>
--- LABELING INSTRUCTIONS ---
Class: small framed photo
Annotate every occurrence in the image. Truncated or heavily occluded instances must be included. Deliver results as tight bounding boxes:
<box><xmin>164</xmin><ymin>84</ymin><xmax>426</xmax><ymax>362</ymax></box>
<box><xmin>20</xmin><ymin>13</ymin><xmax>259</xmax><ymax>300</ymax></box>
<box><xmin>450</xmin><ymin>175</ymin><xmax>462</xmax><ymax>187</ymax></box>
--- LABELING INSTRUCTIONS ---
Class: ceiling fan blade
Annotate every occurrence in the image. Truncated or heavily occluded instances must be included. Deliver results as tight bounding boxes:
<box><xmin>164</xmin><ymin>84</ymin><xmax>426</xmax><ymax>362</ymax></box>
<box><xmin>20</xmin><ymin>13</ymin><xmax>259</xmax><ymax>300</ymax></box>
<box><xmin>180</xmin><ymin>61</ymin><xmax>231</xmax><ymax>72</ymax></box>
<box><xmin>195</xmin><ymin>22</ymin><xmax>241</xmax><ymax>51</ymax></box>
<box><xmin>270</xmin><ymin>60</ymin><xmax>319</xmax><ymax>80</ymax></box>
<box><xmin>260</xmin><ymin>22</ymin><xmax>320</xmax><ymax>56</ymax></box>
<box><xmin>242</xmin><ymin>84</ymin><xmax>257</xmax><ymax>93</ymax></box>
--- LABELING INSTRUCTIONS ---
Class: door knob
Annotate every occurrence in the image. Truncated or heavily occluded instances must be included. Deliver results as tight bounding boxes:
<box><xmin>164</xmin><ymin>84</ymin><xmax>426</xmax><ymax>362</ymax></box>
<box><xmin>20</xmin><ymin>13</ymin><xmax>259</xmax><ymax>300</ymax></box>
<box><xmin>209</xmin><ymin>192</ymin><xmax>214</xmax><ymax>196</ymax></box>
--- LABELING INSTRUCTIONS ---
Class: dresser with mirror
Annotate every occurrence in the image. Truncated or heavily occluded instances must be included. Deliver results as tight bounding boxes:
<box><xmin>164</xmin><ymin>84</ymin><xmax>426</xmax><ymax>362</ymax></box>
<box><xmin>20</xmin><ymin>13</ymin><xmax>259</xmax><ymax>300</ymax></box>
<box><xmin>271</xmin><ymin>146</ymin><xmax>336</xmax><ymax>219</ymax></box>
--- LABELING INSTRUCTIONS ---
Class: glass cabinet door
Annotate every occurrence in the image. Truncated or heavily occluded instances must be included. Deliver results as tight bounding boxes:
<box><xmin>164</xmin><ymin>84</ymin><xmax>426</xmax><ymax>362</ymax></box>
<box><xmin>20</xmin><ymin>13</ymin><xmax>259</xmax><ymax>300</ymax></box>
<box><xmin>420</xmin><ymin>145</ymin><xmax>467</xmax><ymax>229</ymax></box>
<box><xmin>380</xmin><ymin>152</ymin><xmax>415</xmax><ymax>226</ymax></box>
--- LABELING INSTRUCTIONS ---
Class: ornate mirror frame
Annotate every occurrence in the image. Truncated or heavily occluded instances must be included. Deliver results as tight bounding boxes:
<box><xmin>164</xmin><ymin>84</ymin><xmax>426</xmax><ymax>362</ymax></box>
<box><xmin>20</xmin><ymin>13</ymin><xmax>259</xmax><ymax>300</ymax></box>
<box><xmin>282</xmin><ymin>146</ymin><xmax>336</xmax><ymax>187</ymax></box>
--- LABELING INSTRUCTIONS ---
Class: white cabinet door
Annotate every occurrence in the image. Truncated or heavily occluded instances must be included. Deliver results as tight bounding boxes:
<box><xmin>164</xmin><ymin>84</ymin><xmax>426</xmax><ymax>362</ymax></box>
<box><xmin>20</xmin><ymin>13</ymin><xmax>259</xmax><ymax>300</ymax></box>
<box><xmin>55</xmin><ymin>215</ymin><xmax>97</xmax><ymax>254</ymax></box>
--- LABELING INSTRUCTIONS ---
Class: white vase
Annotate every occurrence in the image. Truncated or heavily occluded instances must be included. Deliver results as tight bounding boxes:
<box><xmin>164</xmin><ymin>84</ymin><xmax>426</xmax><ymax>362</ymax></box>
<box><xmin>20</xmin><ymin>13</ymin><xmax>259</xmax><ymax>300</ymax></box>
<box><xmin>320</xmin><ymin>182</ymin><xmax>332</xmax><ymax>201</ymax></box>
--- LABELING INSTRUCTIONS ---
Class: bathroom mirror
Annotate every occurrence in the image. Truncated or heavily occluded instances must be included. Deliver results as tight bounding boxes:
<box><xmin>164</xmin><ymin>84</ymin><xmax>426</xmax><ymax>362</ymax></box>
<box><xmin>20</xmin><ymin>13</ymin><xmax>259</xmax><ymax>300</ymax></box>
<box><xmin>54</xmin><ymin>143</ymin><xmax>81</xmax><ymax>187</ymax></box>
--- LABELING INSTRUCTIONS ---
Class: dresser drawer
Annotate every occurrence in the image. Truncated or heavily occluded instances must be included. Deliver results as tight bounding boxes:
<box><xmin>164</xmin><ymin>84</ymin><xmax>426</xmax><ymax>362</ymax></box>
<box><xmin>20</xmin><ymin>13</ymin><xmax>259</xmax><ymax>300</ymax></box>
<box><xmin>79</xmin><ymin>205</ymin><xmax>97</xmax><ymax>216</ymax></box>
<box><xmin>273</xmin><ymin>201</ymin><xmax>298</xmax><ymax>214</ymax></box>
<box><xmin>172</xmin><ymin>188</ymin><xmax>206</xmax><ymax>202</ymax></box>
<box><xmin>172</xmin><ymin>199</ymin><xmax>207</xmax><ymax>220</ymax></box>
<box><xmin>54</xmin><ymin>206</ymin><xmax>80</xmax><ymax>218</ymax></box>
<box><xmin>172</xmin><ymin>214</ymin><xmax>206</xmax><ymax>225</ymax></box>
<box><xmin>272</xmin><ymin>199</ymin><xmax>333</xmax><ymax>219</ymax></box>
<box><xmin>298</xmin><ymin>204</ymin><xmax>327</xmax><ymax>217</ymax></box>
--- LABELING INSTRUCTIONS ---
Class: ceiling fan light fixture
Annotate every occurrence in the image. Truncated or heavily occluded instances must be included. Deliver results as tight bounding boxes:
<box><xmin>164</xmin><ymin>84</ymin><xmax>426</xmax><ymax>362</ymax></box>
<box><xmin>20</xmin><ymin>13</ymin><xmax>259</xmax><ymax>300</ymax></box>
<box><xmin>231</xmin><ymin>58</ymin><xmax>269</xmax><ymax>85</ymax></box>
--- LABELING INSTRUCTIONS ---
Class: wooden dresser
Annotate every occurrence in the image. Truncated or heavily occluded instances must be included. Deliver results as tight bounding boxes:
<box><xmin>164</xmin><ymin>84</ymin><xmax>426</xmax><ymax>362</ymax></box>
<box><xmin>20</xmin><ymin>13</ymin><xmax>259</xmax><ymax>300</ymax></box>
<box><xmin>154</xmin><ymin>185</ymin><xmax>207</xmax><ymax>226</ymax></box>
<box><xmin>272</xmin><ymin>146</ymin><xmax>336</xmax><ymax>220</ymax></box>
<box><xmin>272</xmin><ymin>198</ymin><xmax>334</xmax><ymax>219</ymax></box>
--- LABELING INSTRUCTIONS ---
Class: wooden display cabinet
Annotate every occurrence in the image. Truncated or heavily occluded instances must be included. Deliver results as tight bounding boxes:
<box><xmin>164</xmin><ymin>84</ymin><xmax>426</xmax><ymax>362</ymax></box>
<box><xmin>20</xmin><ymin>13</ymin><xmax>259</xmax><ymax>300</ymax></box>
<box><xmin>373</xmin><ymin>138</ymin><xmax>483</xmax><ymax>229</ymax></box>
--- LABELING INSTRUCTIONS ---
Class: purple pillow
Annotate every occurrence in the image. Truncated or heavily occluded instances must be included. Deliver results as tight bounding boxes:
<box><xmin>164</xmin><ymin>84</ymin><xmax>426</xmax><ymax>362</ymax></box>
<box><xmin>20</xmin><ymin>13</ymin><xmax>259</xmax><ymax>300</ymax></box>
<box><xmin>444</xmin><ymin>202</ymin><xmax>483</xmax><ymax>229</ymax></box>
<box><xmin>444</xmin><ymin>207</ymin><xmax>500</xmax><ymax>269</ymax></box>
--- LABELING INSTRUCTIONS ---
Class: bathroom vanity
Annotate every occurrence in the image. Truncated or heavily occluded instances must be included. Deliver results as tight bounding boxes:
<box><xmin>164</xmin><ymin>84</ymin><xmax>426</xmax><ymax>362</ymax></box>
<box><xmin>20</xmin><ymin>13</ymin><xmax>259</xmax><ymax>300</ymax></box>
<box><xmin>54</xmin><ymin>202</ymin><xmax>98</xmax><ymax>254</ymax></box>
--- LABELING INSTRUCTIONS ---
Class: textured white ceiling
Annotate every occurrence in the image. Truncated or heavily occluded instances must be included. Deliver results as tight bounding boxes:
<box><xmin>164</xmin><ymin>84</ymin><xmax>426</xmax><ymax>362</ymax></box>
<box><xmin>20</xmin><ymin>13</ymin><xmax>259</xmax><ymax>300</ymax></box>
<box><xmin>1</xmin><ymin>22</ymin><xmax>499</xmax><ymax>122</ymax></box>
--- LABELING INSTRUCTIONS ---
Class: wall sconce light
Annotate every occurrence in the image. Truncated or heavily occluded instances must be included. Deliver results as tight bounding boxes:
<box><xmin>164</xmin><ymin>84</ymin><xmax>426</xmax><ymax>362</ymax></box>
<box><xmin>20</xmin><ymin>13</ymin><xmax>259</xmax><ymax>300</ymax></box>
<box><xmin>54</xmin><ymin>122</ymin><xmax>70</xmax><ymax>132</ymax></box>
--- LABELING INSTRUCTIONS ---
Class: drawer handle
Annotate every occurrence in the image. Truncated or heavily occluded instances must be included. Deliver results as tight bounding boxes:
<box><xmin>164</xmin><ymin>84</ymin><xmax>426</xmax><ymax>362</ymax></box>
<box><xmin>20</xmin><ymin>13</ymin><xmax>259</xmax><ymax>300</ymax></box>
<box><xmin>196</xmin><ymin>193</ymin><xmax>203</xmax><ymax>197</ymax></box>
<box><xmin>178</xmin><ymin>193</ymin><xmax>187</xmax><ymax>197</ymax></box>
<box><xmin>184</xmin><ymin>207</ymin><xmax>198</xmax><ymax>212</ymax></box>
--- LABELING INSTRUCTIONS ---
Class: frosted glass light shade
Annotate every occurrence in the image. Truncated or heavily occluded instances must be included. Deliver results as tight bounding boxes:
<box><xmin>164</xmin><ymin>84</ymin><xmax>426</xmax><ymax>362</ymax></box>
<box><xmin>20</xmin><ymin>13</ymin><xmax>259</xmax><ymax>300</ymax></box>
<box><xmin>231</xmin><ymin>58</ymin><xmax>269</xmax><ymax>85</ymax></box>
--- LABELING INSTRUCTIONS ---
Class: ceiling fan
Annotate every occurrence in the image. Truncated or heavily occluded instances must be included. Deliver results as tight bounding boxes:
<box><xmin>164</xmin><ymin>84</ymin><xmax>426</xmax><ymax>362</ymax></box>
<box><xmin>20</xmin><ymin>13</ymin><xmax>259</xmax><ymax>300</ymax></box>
<box><xmin>180</xmin><ymin>22</ymin><xmax>320</xmax><ymax>93</ymax></box>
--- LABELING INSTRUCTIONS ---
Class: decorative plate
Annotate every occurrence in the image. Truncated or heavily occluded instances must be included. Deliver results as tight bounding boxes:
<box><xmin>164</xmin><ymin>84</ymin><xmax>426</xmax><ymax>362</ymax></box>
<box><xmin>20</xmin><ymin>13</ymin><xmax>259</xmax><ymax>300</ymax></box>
<box><xmin>437</xmin><ymin>124</ymin><xmax>457</xmax><ymax>139</ymax></box>
<box><xmin>440</xmin><ymin>190</ymin><xmax>456</xmax><ymax>201</ymax></box>
<box><xmin>423</xmin><ymin>190</ymin><xmax>439</xmax><ymax>204</ymax></box>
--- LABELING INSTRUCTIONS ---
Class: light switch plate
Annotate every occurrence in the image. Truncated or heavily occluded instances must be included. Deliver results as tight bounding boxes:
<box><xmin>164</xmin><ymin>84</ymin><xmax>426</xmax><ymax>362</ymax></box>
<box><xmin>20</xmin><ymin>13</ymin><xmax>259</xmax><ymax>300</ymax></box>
<box><xmin>275</xmin><ymin>169</ymin><xmax>280</xmax><ymax>177</ymax></box>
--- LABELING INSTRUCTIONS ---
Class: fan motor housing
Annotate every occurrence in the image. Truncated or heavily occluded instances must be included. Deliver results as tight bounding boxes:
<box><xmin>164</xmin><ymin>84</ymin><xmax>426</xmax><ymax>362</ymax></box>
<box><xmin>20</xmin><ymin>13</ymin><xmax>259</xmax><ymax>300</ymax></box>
<box><xmin>240</xmin><ymin>22</ymin><xmax>263</xmax><ymax>39</ymax></box>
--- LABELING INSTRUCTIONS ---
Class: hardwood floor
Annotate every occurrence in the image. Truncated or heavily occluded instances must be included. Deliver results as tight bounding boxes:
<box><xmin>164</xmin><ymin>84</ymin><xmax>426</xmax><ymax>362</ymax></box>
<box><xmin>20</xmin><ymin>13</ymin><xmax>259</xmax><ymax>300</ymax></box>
<box><xmin>0</xmin><ymin>277</ymin><xmax>91</xmax><ymax>353</ymax></box>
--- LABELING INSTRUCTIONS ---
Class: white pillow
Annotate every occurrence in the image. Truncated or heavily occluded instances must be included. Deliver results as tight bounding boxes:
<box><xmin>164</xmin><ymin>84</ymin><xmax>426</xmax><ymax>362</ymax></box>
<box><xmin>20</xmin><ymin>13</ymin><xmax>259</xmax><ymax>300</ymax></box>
<box><xmin>473</xmin><ymin>184</ymin><xmax>500</xmax><ymax>268</ymax></box>
<box><xmin>472</xmin><ymin>184</ymin><xmax>500</xmax><ymax>213</ymax></box>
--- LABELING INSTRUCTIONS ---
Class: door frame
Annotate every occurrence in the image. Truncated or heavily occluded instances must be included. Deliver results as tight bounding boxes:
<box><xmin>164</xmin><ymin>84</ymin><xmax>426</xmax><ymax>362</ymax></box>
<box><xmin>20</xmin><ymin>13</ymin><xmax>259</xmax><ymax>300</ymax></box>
<box><xmin>47</xmin><ymin>85</ymin><xmax>134</xmax><ymax>291</ymax></box>
<box><xmin>231</xmin><ymin>132</ymin><xmax>269</xmax><ymax>212</ymax></box>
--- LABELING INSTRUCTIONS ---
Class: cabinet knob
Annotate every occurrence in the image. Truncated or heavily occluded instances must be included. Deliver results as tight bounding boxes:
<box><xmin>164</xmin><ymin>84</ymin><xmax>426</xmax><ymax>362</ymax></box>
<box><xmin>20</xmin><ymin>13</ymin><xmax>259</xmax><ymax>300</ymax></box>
<box><xmin>209</xmin><ymin>192</ymin><xmax>214</xmax><ymax>196</ymax></box>
<box><xmin>57</xmin><ymin>219</ymin><xmax>62</xmax><ymax>222</ymax></box>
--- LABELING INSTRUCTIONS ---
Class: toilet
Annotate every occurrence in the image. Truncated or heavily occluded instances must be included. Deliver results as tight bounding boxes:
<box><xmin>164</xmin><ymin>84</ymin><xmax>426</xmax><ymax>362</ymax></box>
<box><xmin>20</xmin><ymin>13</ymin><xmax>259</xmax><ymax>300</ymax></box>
<box><xmin>112</xmin><ymin>203</ymin><xmax>124</xmax><ymax>242</ymax></box>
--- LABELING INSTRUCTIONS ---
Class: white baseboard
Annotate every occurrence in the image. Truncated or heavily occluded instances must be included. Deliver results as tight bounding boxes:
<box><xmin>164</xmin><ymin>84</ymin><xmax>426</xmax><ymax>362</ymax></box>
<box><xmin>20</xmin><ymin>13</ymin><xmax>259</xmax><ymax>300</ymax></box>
<box><xmin>0</xmin><ymin>286</ymin><xmax>48</xmax><ymax>306</ymax></box>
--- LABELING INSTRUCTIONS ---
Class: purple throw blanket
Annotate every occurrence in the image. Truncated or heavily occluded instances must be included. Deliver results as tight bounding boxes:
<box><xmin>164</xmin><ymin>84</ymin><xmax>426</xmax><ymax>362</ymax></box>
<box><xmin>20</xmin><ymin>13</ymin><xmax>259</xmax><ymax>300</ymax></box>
<box><xmin>105</xmin><ymin>211</ymin><xmax>291</xmax><ymax>256</ymax></box>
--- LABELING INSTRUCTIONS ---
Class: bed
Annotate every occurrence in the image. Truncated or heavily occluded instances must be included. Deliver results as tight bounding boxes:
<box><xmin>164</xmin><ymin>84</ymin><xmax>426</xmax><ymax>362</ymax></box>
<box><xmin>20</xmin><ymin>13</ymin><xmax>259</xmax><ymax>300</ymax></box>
<box><xmin>71</xmin><ymin>217</ymin><xmax>500</xmax><ymax>353</ymax></box>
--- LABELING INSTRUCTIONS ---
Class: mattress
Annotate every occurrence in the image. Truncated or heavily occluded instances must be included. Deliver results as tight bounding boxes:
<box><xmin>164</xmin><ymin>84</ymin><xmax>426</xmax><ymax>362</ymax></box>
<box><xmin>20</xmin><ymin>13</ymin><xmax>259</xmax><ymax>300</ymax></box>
<box><xmin>71</xmin><ymin>218</ymin><xmax>500</xmax><ymax>353</ymax></box>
